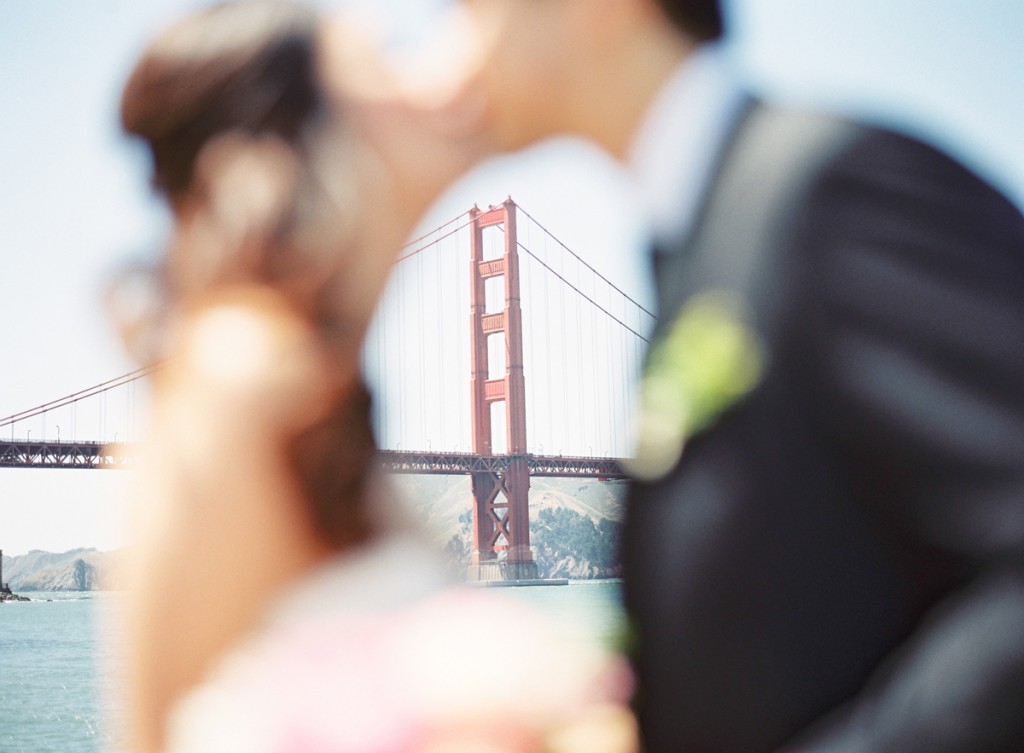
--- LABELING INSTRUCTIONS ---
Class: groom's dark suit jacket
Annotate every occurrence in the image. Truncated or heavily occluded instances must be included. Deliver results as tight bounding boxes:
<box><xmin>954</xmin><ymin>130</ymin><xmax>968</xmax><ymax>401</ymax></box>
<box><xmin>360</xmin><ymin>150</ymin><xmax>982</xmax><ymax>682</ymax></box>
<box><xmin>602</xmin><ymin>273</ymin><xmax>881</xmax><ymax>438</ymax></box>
<box><xmin>622</xmin><ymin>101</ymin><xmax>1024</xmax><ymax>753</ymax></box>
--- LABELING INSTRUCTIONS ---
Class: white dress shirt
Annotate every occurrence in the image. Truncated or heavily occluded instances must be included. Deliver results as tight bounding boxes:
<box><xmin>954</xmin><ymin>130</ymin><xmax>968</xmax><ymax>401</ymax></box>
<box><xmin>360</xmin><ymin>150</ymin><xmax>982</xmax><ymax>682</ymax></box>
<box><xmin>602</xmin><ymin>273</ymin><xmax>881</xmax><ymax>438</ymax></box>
<box><xmin>627</xmin><ymin>43</ymin><xmax>747</xmax><ymax>251</ymax></box>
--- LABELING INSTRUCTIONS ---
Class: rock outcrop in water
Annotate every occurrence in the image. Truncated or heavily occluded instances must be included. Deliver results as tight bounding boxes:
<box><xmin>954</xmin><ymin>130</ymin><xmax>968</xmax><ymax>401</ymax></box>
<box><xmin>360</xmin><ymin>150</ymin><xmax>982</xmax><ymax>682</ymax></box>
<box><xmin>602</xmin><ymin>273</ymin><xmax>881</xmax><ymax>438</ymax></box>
<box><xmin>1</xmin><ymin>548</ymin><xmax>122</xmax><ymax>592</ymax></box>
<box><xmin>0</xmin><ymin>586</ymin><xmax>30</xmax><ymax>602</ymax></box>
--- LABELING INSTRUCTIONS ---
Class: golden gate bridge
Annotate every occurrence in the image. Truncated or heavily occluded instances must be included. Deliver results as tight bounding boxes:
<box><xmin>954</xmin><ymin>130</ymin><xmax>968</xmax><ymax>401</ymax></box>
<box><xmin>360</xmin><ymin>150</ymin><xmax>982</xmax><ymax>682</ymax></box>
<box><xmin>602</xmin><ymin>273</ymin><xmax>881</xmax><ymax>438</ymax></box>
<box><xmin>0</xmin><ymin>199</ymin><xmax>655</xmax><ymax>579</ymax></box>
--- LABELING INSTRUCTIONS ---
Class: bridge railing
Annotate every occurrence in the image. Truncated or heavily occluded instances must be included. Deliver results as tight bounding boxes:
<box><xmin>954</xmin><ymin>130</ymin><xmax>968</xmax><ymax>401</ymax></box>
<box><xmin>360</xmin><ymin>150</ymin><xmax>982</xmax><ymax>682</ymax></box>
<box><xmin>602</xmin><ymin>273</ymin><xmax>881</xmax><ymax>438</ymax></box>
<box><xmin>0</xmin><ymin>440</ymin><xmax>132</xmax><ymax>468</ymax></box>
<box><xmin>379</xmin><ymin>450</ymin><xmax>626</xmax><ymax>479</ymax></box>
<box><xmin>0</xmin><ymin>440</ymin><xmax>628</xmax><ymax>479</ymax></box>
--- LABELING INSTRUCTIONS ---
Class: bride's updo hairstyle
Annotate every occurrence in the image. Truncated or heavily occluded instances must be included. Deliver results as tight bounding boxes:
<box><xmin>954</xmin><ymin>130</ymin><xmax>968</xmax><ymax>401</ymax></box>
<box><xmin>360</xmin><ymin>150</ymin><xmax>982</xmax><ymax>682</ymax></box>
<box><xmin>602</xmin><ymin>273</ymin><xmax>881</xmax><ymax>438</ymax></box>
<box><xmin>120</xmin><ymin>0</ymin><xmax>376</xmax><ymax>549</ymax></box>
<box><xmin>121</xmin><ymin>0</ymin><xmax>360</xmax><ymax>325</ymax></box>
<box><xmin>122</xmin><ymin>0</ymin><xmax>320</xmax><ymax>198</ymax></box>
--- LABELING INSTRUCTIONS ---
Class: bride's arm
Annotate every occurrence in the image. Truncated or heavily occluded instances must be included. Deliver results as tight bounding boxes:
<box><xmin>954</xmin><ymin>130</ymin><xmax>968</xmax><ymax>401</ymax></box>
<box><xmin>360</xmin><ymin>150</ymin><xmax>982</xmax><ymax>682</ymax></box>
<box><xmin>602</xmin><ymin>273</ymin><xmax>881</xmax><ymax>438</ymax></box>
<box><xmin>117</xmin><ymin>17</ymin><xmax>491</xmax><ymax>751</ymax></box>
<box><xmin>122</xmin><ymin>288</ymin><xmax>340</xmax><ymax>753</ymax></box>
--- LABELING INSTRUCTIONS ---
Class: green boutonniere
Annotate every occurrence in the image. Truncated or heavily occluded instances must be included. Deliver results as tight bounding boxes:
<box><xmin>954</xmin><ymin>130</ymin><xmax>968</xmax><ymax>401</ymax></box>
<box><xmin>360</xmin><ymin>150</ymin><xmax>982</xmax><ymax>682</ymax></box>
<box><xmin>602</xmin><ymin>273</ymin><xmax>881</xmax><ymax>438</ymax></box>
<box><xmin>627</xmin><ymin>290</ymin><xmax>764</xmax><ymax>481</ymax></box>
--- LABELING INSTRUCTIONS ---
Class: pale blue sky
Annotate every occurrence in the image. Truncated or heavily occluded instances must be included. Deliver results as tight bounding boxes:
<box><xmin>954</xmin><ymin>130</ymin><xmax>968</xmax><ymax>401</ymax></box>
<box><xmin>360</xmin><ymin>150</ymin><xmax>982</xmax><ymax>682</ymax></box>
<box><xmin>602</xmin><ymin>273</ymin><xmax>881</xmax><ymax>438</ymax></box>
<box><xmin>0</xmin><ymin>0</ymin><xmax>1021</xmax><ymax>555</ymax></box>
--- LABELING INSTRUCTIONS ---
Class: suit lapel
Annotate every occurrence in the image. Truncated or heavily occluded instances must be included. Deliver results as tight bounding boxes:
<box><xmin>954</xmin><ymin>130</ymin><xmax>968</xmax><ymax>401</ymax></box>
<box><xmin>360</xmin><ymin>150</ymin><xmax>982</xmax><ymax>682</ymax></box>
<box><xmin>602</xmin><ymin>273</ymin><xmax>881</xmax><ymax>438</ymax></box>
<box><xmin>632</xmin><ymin>104</ymin><xmax>864</xmax><ymax>479</ymax></box>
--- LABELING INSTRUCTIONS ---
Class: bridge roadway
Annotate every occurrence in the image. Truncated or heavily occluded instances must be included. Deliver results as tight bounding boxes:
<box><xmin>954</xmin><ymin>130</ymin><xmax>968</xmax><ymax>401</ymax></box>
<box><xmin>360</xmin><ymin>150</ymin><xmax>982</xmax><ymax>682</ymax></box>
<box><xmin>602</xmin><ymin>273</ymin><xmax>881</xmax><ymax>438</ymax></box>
<box><xmin>0</xmin><ymin>440</ymin><xmax>627</xmax><ymax>479</ymax></box>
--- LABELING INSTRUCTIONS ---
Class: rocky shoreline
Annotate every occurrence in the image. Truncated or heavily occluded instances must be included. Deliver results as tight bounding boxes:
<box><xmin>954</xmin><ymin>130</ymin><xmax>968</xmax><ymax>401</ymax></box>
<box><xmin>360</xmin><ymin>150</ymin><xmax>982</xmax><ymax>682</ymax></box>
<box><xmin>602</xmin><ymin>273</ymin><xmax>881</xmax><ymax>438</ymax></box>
<box><xmin>0</xmin><ymin>587</ymin><xmax>30</xmax><ymax>602</ymax></box>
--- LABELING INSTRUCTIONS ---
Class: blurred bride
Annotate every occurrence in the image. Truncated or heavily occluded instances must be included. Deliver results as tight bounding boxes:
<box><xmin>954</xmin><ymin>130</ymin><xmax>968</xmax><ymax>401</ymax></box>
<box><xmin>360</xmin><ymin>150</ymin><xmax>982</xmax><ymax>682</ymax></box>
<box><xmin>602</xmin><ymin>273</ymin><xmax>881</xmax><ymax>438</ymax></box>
<box><xmin>111</xmin><ymin>2</ymin><xmax>634</xmax><ymax>752</ymax></box>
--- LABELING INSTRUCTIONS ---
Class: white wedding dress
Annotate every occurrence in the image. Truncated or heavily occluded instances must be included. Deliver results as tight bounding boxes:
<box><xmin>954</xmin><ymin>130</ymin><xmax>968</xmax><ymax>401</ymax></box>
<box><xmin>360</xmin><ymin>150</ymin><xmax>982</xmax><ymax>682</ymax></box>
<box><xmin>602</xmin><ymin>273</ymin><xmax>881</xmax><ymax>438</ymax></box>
<box><xmin>165</xmin><ymin>532</ymin><xmax>636</xmax><ymax>753</ymax></box>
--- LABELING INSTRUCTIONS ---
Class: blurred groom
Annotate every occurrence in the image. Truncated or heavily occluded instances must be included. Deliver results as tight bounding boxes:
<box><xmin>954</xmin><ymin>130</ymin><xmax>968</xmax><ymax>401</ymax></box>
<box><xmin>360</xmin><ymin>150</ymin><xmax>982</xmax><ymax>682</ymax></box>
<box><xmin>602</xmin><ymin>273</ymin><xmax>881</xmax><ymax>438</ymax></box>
<box><xmin>444</xmin><ymin>0</ymin><xmax>1024</xmax><ymax>751</ymax></box>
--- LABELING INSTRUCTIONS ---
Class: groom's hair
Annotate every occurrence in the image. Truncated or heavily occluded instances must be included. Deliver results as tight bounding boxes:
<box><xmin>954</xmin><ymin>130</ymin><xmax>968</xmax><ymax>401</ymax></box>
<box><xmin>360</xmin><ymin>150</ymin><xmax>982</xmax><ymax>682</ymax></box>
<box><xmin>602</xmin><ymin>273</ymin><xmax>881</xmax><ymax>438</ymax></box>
<box><xmin>653</xmin><ymin>0</ymin><xmax>724</xmax><ymax>42</ymax></box>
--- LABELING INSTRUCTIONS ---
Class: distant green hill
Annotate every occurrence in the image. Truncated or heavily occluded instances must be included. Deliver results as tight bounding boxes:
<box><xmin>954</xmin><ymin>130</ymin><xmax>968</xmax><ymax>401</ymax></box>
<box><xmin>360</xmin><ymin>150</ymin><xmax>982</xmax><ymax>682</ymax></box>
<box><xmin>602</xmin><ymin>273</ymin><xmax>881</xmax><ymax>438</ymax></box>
<box><xmin>1</xmin><ymin>475</ymin><xmax>628</xmax><ymax>588</ymax></box>
<box><xmin>391</xmin><ymin>475</ymin><xmax>628</xmax><ymax>579</ymax></box>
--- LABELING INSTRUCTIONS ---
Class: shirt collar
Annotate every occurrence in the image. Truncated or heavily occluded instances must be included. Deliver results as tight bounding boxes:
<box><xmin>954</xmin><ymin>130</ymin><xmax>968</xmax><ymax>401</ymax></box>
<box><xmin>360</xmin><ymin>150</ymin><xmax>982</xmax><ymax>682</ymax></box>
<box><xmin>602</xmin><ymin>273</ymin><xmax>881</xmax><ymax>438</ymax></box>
<box><xmin>627</xmin><ymin>43</ymin><xmax>747</xmax><ymax>250</ymax></box>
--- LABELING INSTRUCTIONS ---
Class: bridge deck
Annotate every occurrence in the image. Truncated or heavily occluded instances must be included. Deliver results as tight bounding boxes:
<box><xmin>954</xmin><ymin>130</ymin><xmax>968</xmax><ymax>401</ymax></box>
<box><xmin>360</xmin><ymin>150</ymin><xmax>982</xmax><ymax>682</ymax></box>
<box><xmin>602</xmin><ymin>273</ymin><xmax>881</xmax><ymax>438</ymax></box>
<box><xmin>0</xmin><ymin>441</ymin><xmax>627</xmax><ymax>479</ymax></box>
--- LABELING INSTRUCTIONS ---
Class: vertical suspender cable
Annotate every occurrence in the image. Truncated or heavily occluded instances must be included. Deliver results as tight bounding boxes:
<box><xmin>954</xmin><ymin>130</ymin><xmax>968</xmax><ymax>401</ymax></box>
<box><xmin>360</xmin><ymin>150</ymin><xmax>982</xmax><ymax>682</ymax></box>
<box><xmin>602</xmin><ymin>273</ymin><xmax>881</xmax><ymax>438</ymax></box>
<box><xmin>418</xmin><ymin>249</ymin><xmax>425</xmax><ymax>449</ymax></box>
<box><xmin>437</xmin><ymin>232</ymin><xmax>445</xmax><ymax>451</ymax></box>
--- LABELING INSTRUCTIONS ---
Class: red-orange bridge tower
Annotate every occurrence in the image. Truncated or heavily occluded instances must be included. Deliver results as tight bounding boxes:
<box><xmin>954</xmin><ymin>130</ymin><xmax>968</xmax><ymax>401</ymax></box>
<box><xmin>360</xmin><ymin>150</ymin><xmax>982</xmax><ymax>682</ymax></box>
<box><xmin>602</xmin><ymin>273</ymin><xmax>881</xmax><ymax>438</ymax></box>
<box><xmin>467</xmin><ymin>200</ymin><xmax>536</xmax><ymax>580</ymax></box>
<box><xmin>1</xmin><ymin>198</ymin><xmax>655</xmax><ymax>584</ymax></box>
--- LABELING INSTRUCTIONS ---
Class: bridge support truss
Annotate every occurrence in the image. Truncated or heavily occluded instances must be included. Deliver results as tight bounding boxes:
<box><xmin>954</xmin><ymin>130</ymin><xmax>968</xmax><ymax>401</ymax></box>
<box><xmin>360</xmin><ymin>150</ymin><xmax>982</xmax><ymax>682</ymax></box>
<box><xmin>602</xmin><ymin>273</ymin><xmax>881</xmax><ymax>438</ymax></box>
<box><xmin>467</xmin><ymin>199</ymin><xmax>538</xmax><ymax>581</ymax></box>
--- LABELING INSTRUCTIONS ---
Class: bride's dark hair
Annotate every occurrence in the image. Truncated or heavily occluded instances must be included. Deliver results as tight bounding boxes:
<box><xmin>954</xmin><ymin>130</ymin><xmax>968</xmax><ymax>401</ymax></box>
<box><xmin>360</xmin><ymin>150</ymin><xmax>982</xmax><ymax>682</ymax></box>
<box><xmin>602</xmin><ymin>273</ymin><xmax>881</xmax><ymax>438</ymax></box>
<box><xmin>122</xmin><ymin>0</ymin><xmax>322</xmax><ymax>197</ymax></box>
<box><xmin>120</xmin><ymin>0</ymin><xmax>377</xmax><ymax>548</ymax></box>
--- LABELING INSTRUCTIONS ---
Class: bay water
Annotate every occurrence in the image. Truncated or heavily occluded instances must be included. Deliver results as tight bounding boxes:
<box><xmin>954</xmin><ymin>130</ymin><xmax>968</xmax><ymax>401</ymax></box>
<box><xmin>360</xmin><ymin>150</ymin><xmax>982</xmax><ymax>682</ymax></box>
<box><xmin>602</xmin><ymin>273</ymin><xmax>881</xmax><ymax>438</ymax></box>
<box><xmin>0</xmin><ymin>593</ymin><xmax>123</xmax><ymax>753</ymax></box>
<box><xmin>0</xmin><ymin>581</ymin><xmax>625</xmax><ymax>752</ymax></box>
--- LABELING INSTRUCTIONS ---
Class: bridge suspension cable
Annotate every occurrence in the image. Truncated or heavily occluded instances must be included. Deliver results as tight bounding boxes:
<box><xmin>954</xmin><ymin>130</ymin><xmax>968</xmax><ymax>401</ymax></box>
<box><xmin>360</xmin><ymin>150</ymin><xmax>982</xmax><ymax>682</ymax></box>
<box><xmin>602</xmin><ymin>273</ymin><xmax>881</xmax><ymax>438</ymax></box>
<box><xmin>487</xmin><ymin>212</ymin><xmax>654</xmax><ymax>344</ymax></box>
<box><xmin>516</xmin><ymin>205</ymin><xmax>655</xmax><ymax>319</ymax></box>
<box><xmin>396</xmin><ymin>210</ymin><xmax>473</xmax><ymax>264</ymax></box>
<box><xmin>0</xmin><ymin>364</ymin><xmax>160</xmax><ymax>429</ymax></box>
<box><xmin>4</xmin><ymin>199</ymin><xmax>648</xmax><ymax>467</ymax></box>
<box><xmin>515</xmin><ymin>241</ymin><xmax>651</xmax><ymax>344</ymax></box>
